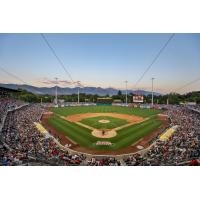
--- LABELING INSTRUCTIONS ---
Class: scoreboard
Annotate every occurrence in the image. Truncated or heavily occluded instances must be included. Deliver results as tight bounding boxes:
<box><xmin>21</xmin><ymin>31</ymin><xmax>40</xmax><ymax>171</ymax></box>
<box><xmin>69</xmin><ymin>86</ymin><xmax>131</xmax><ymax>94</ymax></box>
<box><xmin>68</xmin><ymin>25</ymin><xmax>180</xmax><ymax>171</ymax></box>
<box><xmin>133</xmin><ymin>95</ymin><xmax>144</xmax><ymax>103</ymax></box>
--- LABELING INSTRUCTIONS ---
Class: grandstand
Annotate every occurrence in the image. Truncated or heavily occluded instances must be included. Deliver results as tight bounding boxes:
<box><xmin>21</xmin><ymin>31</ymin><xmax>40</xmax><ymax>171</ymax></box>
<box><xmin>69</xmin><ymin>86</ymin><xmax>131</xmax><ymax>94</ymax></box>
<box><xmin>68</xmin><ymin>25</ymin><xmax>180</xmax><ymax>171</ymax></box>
<box><xmin>1</xmin><ymin>94</ymin><xmax>200</xmax><ymax>166</ymax></box>
<box><xmin>0</xmin><ymin>34</ymin><xmax>200</xmax><ymax>166</ymax></box>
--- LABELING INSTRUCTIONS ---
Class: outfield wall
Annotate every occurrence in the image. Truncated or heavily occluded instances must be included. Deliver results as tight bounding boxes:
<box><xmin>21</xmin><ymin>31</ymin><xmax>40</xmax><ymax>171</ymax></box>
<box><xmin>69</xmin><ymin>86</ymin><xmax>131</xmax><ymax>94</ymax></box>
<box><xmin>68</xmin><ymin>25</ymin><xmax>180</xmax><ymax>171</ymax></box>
<box><xmin>52</xmin><ymin>102</ymin><xmax>164</xmax><ymax>110</ymax></box>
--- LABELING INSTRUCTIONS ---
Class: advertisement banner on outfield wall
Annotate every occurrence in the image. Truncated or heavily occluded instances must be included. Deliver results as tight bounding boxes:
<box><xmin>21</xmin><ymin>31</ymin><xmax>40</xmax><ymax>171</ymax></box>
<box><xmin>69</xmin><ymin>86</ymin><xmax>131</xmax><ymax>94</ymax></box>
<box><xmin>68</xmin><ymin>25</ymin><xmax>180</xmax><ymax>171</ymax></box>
<box><xmin>133</xmin><ymin>95</ymin><xmax>144</xmax><ymax>103</ymax></box>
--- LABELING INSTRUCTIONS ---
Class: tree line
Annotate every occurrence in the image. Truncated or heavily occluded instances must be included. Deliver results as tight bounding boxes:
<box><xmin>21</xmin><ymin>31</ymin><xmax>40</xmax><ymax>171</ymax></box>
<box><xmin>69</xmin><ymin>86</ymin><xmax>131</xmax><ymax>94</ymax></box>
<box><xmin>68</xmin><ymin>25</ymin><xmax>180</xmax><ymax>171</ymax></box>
<box><xmin>15</xmin><ymin>89</ymin><xmax>200</xmax><ymax>104</ymax></box>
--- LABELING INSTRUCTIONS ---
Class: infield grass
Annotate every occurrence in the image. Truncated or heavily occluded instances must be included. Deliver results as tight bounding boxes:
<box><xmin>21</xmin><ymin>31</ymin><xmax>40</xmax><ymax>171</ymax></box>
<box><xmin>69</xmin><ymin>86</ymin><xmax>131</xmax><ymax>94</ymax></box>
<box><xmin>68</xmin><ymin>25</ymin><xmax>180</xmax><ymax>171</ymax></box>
<box><xmin>80</xmin><ymin>116</ymin><xmax>129</xmax><ymax>130</ymax></box>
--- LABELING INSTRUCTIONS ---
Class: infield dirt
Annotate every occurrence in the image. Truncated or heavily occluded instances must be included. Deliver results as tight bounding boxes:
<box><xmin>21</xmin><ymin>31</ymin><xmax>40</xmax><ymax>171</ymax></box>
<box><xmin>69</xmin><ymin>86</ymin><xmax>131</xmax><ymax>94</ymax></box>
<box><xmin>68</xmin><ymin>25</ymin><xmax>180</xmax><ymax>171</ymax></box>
<box><xmin>64</xmin><ymin>112</ymin><xmax>144</xmax><ymax>123</ymax></box>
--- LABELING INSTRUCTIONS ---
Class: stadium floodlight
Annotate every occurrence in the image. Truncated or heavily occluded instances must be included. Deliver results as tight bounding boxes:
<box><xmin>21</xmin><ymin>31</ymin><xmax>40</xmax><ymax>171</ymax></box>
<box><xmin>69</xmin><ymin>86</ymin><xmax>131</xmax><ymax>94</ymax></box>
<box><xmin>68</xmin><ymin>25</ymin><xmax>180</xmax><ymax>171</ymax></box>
<box><xmin>151</xmin><ymin>78</ymin><xmax>155</xmax><ymax>107</ymax></box>
<box><xmin>125</xmin><ymin>81</ymin><xmax>128</xmax><ymax>106</ymax></box>
<box><xmin>55</xmin><ymin>77</ymin><xmax>58</xmax><ymax>105</ymax></box>
<box><xmin>76</xmin><ymin>81</ymin><xmax>82</xmax><ymax>105</ymax></box>
<box><xmin>78</xmin><ymin>87</ymin><xmax>80</xmax><ymax>105</ymax></box>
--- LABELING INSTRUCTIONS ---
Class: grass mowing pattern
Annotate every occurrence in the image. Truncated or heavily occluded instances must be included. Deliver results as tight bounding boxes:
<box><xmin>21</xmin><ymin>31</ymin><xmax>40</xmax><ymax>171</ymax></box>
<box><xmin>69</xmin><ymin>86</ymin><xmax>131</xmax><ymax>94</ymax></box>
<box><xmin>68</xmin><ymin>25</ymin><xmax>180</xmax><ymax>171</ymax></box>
<box><xmin>48</xmin><ymin>116</ymin><xmax>96</xmax><ymax>148</ymax></box>
<box><xmin>111</xmin><ymin>116</ymin><xmax>162</xmax><ymax>150</ymax></box>
<box><xmin>80</xmin><ymin>116</ymin><xmax>129</xmax><ymax>130</ymax></box>
<box><xmin>48</xmin><ymin>106</ymin><xmax>163</xmax><ymax>151</ymax></box>
<box><xmin>51</xmin><ymin>106</ymin><xmax>162</xmax><ymax>118</ymax></box>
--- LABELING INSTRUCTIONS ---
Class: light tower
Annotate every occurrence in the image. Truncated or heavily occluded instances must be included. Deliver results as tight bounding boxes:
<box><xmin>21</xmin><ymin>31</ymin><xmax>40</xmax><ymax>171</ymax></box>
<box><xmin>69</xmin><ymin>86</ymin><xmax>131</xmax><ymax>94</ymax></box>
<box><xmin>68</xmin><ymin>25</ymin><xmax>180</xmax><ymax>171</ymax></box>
<box><xmin>125</xmin><ymin>80</ymin><xmax>128</xmax><ymax>106</ymax></box>
<box><xmin>151</xmin><ymin>78</ymin><xmax>155</xmax><ymax>107</ymax></box>
<box><xmin>77</xmin><ymin>81</ymin><xmax>81</xmax><ymax>105</ymax></box>
<box><xmin>55</xmin><ymin>77</ymin><xmax>58</xmax><ymax>105</ymax></box>
<box><xmin>78</xmin><ymin>87</ymin><xmax>80</xmax><ymax>105</ymax></box>
<box><xmin>167</xmin><ymin>98</ymin><xmax>169</xmax><ymax>105</ymax></box>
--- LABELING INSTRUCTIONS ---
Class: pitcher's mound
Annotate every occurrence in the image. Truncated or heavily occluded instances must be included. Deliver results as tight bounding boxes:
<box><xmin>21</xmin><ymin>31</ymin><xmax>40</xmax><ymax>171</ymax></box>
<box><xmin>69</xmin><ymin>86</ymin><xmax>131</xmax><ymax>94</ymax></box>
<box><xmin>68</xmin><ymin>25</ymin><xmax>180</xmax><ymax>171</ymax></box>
<box><xmin>98</xmin><ymin>119</ymin><xmax>110</xmax><ymax>124</ymax></box>
<box><xmin>92</xmin><ymin>129</ymin><xmax>117</xmax><ymax>138</ymax></box>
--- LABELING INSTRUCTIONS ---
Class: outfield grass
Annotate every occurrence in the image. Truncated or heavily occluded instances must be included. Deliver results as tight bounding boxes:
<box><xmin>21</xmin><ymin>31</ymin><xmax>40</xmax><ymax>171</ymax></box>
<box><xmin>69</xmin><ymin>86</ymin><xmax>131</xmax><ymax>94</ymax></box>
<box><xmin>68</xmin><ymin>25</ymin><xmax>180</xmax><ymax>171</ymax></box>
<box><xmin>80</xmin><ymin>116</ymin><xmax>129</xmax><ymax>130</ymax></box>
<box><xmin>48</xmin><ymin>106</ymin><xmax>163</xmax><ymax>151</ymax></box>
<box><xmin>51</xmin><ymin>106</ymin><xmax>161</xmax><ymax>118</ymax></box>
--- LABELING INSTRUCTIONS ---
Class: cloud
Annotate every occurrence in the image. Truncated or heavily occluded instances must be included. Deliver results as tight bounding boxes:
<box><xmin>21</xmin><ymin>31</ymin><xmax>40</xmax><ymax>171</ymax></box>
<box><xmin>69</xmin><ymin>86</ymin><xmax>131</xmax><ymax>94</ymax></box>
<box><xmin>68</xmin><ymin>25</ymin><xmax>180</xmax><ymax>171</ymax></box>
<box><xmin>38</xmin><ymin>78</ymin><xmax>73</xmax><ymax>86</ymax></box>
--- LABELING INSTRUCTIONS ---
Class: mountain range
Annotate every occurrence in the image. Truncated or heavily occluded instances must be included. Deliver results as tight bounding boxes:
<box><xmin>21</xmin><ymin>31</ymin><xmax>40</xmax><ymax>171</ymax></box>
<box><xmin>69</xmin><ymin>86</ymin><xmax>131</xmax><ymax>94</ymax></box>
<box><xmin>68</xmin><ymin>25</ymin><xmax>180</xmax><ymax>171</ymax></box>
<box><xmin>0</xmin><ymin>83</ymin><xmax>162</xmax><ymax>96</ymax></box>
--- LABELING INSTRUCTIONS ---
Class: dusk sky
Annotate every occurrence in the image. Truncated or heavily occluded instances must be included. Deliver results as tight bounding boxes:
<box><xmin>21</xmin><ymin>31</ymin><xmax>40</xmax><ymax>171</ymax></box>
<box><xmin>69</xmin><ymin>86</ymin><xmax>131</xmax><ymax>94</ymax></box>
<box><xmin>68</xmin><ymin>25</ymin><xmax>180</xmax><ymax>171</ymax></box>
<box><xmin>0</xmin><ymin>33</ymin><xmax>200</xmax><ymax>94</ymax></box>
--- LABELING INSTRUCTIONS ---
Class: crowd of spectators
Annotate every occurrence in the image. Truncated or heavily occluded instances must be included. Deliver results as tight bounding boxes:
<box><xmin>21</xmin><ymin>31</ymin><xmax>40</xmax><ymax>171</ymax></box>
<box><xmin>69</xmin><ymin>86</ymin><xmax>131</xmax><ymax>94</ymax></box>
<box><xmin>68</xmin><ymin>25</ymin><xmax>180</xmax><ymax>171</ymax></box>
<box><xmin>0</xmin><ymin>99</ymin><xmax>86</xmax><ymax>166</ymax></box>
<box><xmin>0</xmin><ymin>98</ymin><xmax>25</xmax><ymax>127</ymax></box>
<box><xmin>1</xmin><ymin>97</ymin><xmax>200</xmax><ymax>166</ymax></box>
<box><xmin>124</xmin><ymin>106</ymin><xmax>200</xmax><ymax>166</ymax></box>
<box><xmin>87</xmin><ymin>157</ymin><xmax>121</xmax><ymax>166</ymax></box>
<box><xmin>188</xmin><ymin>104</ymin><xmax>200</xmax><ymax>113</ymax></box>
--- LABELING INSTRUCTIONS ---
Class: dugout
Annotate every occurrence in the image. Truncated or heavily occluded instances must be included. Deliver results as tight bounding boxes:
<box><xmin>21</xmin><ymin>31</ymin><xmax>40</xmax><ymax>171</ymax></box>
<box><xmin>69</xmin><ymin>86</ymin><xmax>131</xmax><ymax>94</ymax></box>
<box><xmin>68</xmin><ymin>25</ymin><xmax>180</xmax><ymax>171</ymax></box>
<box><xmin>97</xmin><ymin>97</ymin><xmax>113</xmax><ymax>106</ymax></box>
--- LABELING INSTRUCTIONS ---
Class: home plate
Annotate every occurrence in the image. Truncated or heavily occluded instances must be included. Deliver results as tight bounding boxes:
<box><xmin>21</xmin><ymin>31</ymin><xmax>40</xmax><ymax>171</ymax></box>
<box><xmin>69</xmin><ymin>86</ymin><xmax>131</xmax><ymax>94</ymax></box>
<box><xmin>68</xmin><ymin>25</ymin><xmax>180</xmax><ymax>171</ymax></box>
<box><xmin>137</xmin><ymin>145</ymin><xmax>144</xmax><ymax>150</ymax></box>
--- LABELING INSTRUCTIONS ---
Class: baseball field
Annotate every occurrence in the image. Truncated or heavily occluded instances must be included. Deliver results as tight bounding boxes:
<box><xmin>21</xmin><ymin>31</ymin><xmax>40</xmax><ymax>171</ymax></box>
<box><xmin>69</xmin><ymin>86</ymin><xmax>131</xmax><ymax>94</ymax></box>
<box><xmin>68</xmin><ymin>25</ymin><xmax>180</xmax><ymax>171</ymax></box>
<box><xmin>42</xmin><ymin>106</ymin><xmax>166</xmax><ymax>154</ymax></box>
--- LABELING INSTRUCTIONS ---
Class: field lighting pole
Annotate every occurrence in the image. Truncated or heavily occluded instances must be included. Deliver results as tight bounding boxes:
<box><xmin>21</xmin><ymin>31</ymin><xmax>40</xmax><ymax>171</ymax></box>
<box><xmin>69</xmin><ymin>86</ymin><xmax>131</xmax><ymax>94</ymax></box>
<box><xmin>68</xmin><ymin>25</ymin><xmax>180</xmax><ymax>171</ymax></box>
<box><xmin>125</xmin><ymin>80</ymin><xmax>128</xmax><ymax>106</ymax></box>
<box><xmin>78</xmin><ymin>87</ymin><xmax>80</xmax><ymax>105</ymax></box>
<box><xmin>77</xmin><ymin>81</ymin><xmax>81</xmax><ymax>105</ymax></box>
<box><xmin>55</xmin><ymin>77</ymin><xmax>58</xmax><ymax>105</ymax></box>
<box><xmin>151</xmin><ymin>78</ymin><xmax>155</xmax><ymax>107</ymax></box>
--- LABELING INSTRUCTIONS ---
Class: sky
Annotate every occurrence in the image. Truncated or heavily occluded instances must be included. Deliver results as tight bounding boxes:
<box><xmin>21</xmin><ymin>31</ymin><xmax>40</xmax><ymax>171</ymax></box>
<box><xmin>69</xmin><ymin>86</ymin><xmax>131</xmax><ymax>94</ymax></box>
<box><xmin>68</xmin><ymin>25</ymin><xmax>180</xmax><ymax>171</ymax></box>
<box><xmin>0</xmin><ymin>33</ymin><xmax>200</xmax><ymax>94</ymax></box>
